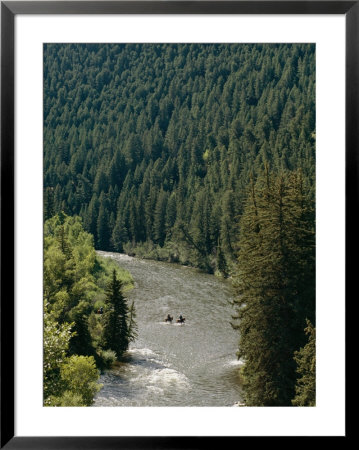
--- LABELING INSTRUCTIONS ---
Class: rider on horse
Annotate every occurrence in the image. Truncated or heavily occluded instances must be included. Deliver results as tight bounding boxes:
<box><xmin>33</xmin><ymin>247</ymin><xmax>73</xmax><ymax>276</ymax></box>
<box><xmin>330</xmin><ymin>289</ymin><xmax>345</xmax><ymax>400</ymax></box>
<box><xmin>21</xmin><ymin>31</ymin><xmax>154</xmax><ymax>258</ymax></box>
<box><xmin>177</xmin><ymin>314</ymin><xmax>185</xmax><ymax>323</ymax></box>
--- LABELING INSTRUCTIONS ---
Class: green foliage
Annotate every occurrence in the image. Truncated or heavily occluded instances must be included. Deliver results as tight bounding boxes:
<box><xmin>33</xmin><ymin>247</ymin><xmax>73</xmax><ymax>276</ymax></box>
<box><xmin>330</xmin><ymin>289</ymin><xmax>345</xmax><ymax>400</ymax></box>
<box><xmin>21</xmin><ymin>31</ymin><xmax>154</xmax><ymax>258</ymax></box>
<box><xmin>44</xmin><ymin>303</ymin><xmax>102</xmax><ymax>407</ymax></box>
<box><xmin>49</xmin><ymin>391</ymin><xmax>87</xmax><ymax>407</ymax></box>
<box><xmin>67</xmin><ymin>301</ymin><xmax>94</xmax><ymax>357</ymax></box>
<box><xmin>292</xmin><ymin>320</ymin><xmax>316</xmax><ymax>406</ymax></box>
<box><xmin>43</xmin><ymin>44</ymin><xmax>316</xmax><ymax>405</ymax></box>
<box><xmin>44</xmin><ymin>212</ymin><xmax>133</xmax><ymax>318</ymax></box>
<box><xmin>93</xmin><ymin>254</ymin><xmax>134</xmax><ymax>292</ymax></box>
<box><xmin>44</xmin><ymin>213</ymin><xmax>98</xmax><ymax>323</ymax></box>
<box><xmin>232</xmin><ymin>168</ymin><xmax>315</xmax><ymax>406</ymax></box>
<box><xmin>216</xmin><ymin>241</ymin><xmax>229</xmax><ymax>278</ymax></box>
<box><xmin>43</xmin><ymin>213</ymin><xmax>134</xmax><ymax>405</ymax></box>
<box><xmin>43</xmin><ymin>302</ymin><xmax>74</xmax><ymax>400</ymax></box>
<box><xmin>100</xmin><ymin>349</ymin><xmax>118</xmax><ymax>369</ymax></box>
<box><xmin>88</xmin><ymin>312</ymin><xmax>104</xmax><ymax>348</ymax></box>
<box><xmin>101</xmin><ymin>270</ymin><xmax>134</xmax><ymax>359</ymax></box>
<box><xmin>44</xmin><ymin>44</ymin><xmax>315</xmax><ymax>272</ymax></box>
<box><xmin>59</xmin><ymin>355</ymin><xmax>102</xmax><ymax>406</ymax></box>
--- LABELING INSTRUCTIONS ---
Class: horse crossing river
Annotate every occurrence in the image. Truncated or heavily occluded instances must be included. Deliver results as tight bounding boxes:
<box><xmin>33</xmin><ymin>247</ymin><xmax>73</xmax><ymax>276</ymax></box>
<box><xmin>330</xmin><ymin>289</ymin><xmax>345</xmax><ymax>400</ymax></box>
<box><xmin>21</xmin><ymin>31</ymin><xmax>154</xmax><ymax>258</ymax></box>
<box><xmin>94</xmin><ymin>251</ymin><xmax>244</xmax><ymax>407</ymax></box>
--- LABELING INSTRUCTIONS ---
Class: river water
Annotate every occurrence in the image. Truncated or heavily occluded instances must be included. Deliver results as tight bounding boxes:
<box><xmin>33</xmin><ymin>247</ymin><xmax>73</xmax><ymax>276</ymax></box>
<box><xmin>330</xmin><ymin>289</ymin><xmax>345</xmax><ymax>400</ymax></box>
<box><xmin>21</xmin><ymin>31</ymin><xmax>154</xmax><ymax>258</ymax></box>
<box><xmin>94</xmin><ymin>251</ymin><xmax>243</xmax><ymax>407</ymax></box>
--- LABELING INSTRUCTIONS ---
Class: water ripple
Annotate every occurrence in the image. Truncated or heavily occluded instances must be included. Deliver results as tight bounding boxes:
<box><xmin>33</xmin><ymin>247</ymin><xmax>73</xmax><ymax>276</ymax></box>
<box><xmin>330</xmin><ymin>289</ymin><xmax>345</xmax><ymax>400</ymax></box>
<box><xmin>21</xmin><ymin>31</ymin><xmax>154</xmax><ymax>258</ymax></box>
<box><xmin>94</xmin><ymin>252</ymin><xmax>243</xmax><ymax>407</ymax></box>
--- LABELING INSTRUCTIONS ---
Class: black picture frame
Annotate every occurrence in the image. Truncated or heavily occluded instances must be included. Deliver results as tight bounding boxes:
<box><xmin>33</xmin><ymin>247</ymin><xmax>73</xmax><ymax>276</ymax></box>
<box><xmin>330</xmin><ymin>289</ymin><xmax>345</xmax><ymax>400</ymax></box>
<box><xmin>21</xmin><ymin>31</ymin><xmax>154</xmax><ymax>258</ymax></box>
<box><xmin>1</xmin><ymin>1</ymin><xmax>351</xmax><ymax>447</ymax></box>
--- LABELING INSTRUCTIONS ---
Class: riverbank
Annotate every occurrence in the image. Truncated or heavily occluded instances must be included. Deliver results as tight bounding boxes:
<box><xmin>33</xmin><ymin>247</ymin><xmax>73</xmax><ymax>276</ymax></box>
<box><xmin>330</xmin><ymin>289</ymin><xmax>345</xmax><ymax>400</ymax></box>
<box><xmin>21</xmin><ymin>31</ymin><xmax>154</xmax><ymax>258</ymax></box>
<box><xmin>120</xmin><ymin>240</ymin><xmax>235</xmax><ymax>279</ymax></box>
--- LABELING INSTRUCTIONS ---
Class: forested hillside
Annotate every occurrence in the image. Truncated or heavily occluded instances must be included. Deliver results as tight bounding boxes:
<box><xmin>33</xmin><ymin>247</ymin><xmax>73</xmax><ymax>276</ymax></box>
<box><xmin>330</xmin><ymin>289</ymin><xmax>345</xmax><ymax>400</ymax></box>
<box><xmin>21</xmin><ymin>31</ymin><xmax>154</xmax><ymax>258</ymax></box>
<box><xmin>44</xmin><ymin>43</ymin><xmax>315</xmax><ymax>273</ymax></box>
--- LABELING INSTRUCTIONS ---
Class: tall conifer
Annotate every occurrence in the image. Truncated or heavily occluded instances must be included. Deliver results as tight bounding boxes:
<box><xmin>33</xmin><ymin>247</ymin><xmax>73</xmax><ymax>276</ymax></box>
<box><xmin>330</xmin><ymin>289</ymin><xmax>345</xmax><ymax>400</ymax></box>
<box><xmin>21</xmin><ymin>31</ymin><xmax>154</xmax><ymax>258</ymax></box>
<box><xmin>232</xmin><ymin>167</ymin><xmax>315</xmax><ymax>406</ymax></box>
<box><xmin>101</xmin><ymin>270</ymin><xmax>130</xmax><ymax>359</ymax></box>
<box><xmin>292</xmin><ymin>320</ymin><xmax>316</xmax><ymax>406</ymax></box>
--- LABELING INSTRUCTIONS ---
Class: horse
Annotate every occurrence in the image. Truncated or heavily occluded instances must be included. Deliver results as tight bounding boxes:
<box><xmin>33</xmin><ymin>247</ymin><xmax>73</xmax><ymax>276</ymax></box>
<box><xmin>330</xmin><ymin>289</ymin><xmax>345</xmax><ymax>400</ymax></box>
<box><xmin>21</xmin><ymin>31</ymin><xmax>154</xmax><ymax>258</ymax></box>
<box><xmin>176</xmin><ymin>317</ymin><xmax>185</xmax><ymax>324</ymax></box>
<box><xmin>165</xmin><ymin>315</ymin><xmax>173</xmax><ymax>323</ymax></box>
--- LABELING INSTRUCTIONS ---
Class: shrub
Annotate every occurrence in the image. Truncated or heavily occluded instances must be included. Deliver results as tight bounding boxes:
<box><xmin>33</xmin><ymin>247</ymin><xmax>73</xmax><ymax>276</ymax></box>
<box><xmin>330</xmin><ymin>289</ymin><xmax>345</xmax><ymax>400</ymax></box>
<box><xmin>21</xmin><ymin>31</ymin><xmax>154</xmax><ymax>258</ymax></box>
<box><xmin>101</xmin><ymin>349</ymin><xmax>117</xmax><ymax>369</ymax></box>
<box><xmin>60</xmin><ymin>355</ymin><xmax>102</xmax><ymax>406</ymax></box>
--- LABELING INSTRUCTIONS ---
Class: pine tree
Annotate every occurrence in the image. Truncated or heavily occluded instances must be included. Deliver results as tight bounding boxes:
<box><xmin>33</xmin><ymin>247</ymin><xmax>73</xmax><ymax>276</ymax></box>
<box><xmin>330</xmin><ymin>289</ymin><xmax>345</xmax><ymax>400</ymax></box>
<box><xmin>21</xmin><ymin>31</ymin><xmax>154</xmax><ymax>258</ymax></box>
<box><xmin>220</xmin><ymin>190</ymin><xmax>237</xmax><ymax>260</ymax></box>
<box><xmin>165</xmin><ymin>192</ymin><xmax>177</xmax><ymax>239</ymax></box>
<box><xmin>101</xmin><ymin>270</ymin><xmax>130</xmax><ymax>359</ymax></box>
<box><xmin>232</xmin><ymin>167</ymin><xmax>315</xmax><ymax>406</ymax></box>
<box><xmin>153</xmin><ymin>189</ymin><xmax>168</xmax><ymax>246</ymax></box>
<box><xmin>216</xmin><ymin>239</ymin><xmax>228</xmax><ymax>278</ymax></box>
<box><xmin>292</xmin><ymin>320</ymin><xmax>316</xmax><ymax>406</ymax></box>
<box><xmin>84</xmin><ymin>193</ymin><xmax>99</xmax><ymax>242</ymax></box>
<box><xmin>44</xmin><ymin>187</ymin><xmax>55</xmax><ymax>221</ymax></box>
<box><xmin>68</xmin><ymin>302</ymin><xmax>95</xmax><ymax>358</ymax></box>
<box><xmin>111</xmin><ymin>212</ymin><xmax>127</xmax><ymax>252</ymax></box>
<box><xmin>97</xmin><ymin>196</ymin><xmax>110</xmax><ymax>250</ymax></box>
<box><xmin>190</xmin><ymin>187</ymin><xmax>213</xmax><ymax>261</ymax></box>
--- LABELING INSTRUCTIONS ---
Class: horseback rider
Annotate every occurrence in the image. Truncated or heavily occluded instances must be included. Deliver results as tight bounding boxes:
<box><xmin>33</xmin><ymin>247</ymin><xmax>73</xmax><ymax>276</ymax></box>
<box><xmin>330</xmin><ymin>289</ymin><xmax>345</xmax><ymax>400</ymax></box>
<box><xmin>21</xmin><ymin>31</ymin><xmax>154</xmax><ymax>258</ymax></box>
<box><xmin>166</xmin><ymin>313</ymin><xmax>173</xmax><ymax>322</ymax></box>
<box><xmin>178</xmin><ymin>314</ymin><xmax>185</xmax><ymax>323</ymax></box>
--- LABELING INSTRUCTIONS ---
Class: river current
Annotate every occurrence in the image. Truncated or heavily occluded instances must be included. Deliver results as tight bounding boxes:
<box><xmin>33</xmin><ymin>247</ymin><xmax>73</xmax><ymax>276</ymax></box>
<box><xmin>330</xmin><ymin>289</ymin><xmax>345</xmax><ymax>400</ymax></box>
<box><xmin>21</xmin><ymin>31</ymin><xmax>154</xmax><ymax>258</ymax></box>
<box><xmin>94</xmin><ymin>251</ymin><xmax>243</xmax><ymax>407</ymax></box>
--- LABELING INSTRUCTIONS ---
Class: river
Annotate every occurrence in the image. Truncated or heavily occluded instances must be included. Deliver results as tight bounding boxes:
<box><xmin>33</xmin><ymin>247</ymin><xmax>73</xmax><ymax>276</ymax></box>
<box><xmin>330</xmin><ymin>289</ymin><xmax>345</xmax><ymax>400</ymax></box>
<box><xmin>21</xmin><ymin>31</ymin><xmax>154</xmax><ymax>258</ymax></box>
<box><xmin>94</xmin><ymin>251</ymin><xmax>243</xmax><ymax>407</ymax></box>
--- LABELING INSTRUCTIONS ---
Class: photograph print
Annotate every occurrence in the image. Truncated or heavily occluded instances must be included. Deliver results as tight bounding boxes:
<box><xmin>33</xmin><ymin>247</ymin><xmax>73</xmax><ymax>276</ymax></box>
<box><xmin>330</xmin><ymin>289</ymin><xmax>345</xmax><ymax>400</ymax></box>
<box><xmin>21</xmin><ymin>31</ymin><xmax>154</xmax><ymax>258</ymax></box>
<box><xmin>43</xmin><ymin>43</ymin><xmax>315</xmax><ymax>407</ymax></box>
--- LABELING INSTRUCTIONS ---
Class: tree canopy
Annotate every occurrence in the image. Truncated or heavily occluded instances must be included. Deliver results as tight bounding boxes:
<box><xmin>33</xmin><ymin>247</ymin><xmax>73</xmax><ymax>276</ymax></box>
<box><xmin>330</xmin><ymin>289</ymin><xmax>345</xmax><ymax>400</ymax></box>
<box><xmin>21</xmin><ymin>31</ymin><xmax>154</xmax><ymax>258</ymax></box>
<box><xmin>43</xmin><ymin>212</ymin><xmax>136</xmax><ymax>405</ymax></box>
<box><xmin>232</xmin><ymin>167</ymin><xmax>315</xmax><ymax>405</ymax></box>
<box><xmin>44</xmin><ymin>43</ymin><xmax>315</xmax><ymax>274</ymax></box>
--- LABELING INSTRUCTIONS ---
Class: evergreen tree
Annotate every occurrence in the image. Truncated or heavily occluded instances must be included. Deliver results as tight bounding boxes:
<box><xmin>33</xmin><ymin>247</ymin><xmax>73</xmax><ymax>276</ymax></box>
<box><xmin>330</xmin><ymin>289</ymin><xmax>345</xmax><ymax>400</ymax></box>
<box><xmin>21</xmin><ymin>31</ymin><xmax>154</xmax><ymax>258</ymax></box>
<box><xmin>153</xmin><ymin>189</ymin><xmax>168</xmax><ymax>246</ymax></box>
<box><xmin>68</xmin><ymin>302</ymin><xmax>95</xmax><ymax>358</ymax></box>
<box><xmin>111</xmin><ymin>212</ymin><xmax>127</xmax><ymax>252</ymax></box>
<box><xmin>189</xmin><ymin>187</ymin><xmax>213</xmax><ymax>270</ymax></box>
<box><xmin>165</xmin><ymin>192</ymin><xmax>177</xmax><ymax>238</ymax></box>
<box><xmin>101</xmin><ymin>270</ymin><xmax>130</xmax><ymax>359</ymax></box>
<box><xmin>216</xmin><ymin>239</ymin><xmax>228</xmax><ymax>278</ymax></box>
<box><xmin>292</xmin><ymin>320</ymin><xmax>316</xmax><ymax>406</ymax></box>
<box><xmin>44</xmin><ymin>187</ymin><xmax>55</xmax><ymax>221</ymax></box>
<box><xmin>97</xmin><ymin>197</ymin><xmax>110</xmax><ymax>250</ymax></box>
<box><xmin>220</xmin><ymin>189</ymin><xmax>237</xmax><ymax>260</ymax></box>
<box><xmin>84</xmin><ymin>193</ymin><xmax>99</xmax><ymax>242</ymax></box>
<box><xmin>232</xmin><ymin>167</ymin><xmax>315</xmax><ymax>406</ymax></box>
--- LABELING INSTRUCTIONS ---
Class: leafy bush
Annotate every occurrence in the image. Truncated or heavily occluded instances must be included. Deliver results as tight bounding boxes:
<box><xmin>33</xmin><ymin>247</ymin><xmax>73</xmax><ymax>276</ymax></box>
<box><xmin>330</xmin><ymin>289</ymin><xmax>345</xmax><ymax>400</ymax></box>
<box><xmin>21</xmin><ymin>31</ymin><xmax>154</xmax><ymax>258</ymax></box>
<box><xmin>101</xmin><ymin>349</ymin><xmax>117</xmax><ymax>369</ymax></box>
<box><xmin>60</xmin><ymin>355</ymin><xmax>102</xmax><ymax>406</ymax></box>
<box><xmin>47</xmin><ymin>391</ymin><xmax>86</xmax><ymax>407</ymax></box>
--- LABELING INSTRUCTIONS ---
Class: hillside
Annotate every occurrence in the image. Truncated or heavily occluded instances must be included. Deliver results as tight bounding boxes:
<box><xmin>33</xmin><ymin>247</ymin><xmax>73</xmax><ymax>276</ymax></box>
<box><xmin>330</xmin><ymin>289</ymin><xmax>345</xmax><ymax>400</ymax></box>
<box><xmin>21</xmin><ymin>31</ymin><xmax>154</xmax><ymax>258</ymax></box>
<box><xmin>44</xmin><ymin>43</ymin><xmax>315</xmax><ymax>272</ymax></box>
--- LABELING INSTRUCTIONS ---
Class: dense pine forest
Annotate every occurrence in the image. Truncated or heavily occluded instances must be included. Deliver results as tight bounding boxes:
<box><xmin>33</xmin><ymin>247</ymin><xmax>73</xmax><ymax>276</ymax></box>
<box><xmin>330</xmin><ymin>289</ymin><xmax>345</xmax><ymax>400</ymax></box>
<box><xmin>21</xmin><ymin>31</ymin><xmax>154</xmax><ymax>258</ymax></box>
<box><xmin>44</xmin><ymin>43</ymin><xmax>315</xmax><ymax>274</ymax></box>
<box><xmin>44</xmin><ymin>43</ymin><xmax>316</xmax><ymax>407</ymax></box>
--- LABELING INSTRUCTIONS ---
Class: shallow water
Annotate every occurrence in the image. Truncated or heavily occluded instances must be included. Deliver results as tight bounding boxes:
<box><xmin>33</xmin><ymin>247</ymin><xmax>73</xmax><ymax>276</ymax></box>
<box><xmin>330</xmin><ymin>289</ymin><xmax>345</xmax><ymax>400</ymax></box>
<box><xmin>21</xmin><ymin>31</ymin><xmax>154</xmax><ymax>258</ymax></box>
<box><xmin>94</xmin><ymin>251</ymin><xmax>243</xmax><ymax>407</ymax></box>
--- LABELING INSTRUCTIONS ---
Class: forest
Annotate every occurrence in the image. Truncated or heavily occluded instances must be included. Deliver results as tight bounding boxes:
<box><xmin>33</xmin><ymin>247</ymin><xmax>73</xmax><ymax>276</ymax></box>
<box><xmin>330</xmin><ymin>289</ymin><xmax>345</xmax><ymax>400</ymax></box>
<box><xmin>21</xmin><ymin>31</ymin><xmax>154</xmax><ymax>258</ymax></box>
<box><xmin>43</xmin><ymin>213</ymin><xmax>136</xmax><ymax>406</ymax></box>
<box><xmin>44</xmin><ymin>43</ymin><xmax>316</xmax><ymax>407</ymax></box>
<box><xmin>44</xmin><ymin>43</ymin><xmax>315</xmax><ymax>274</ymax></box>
